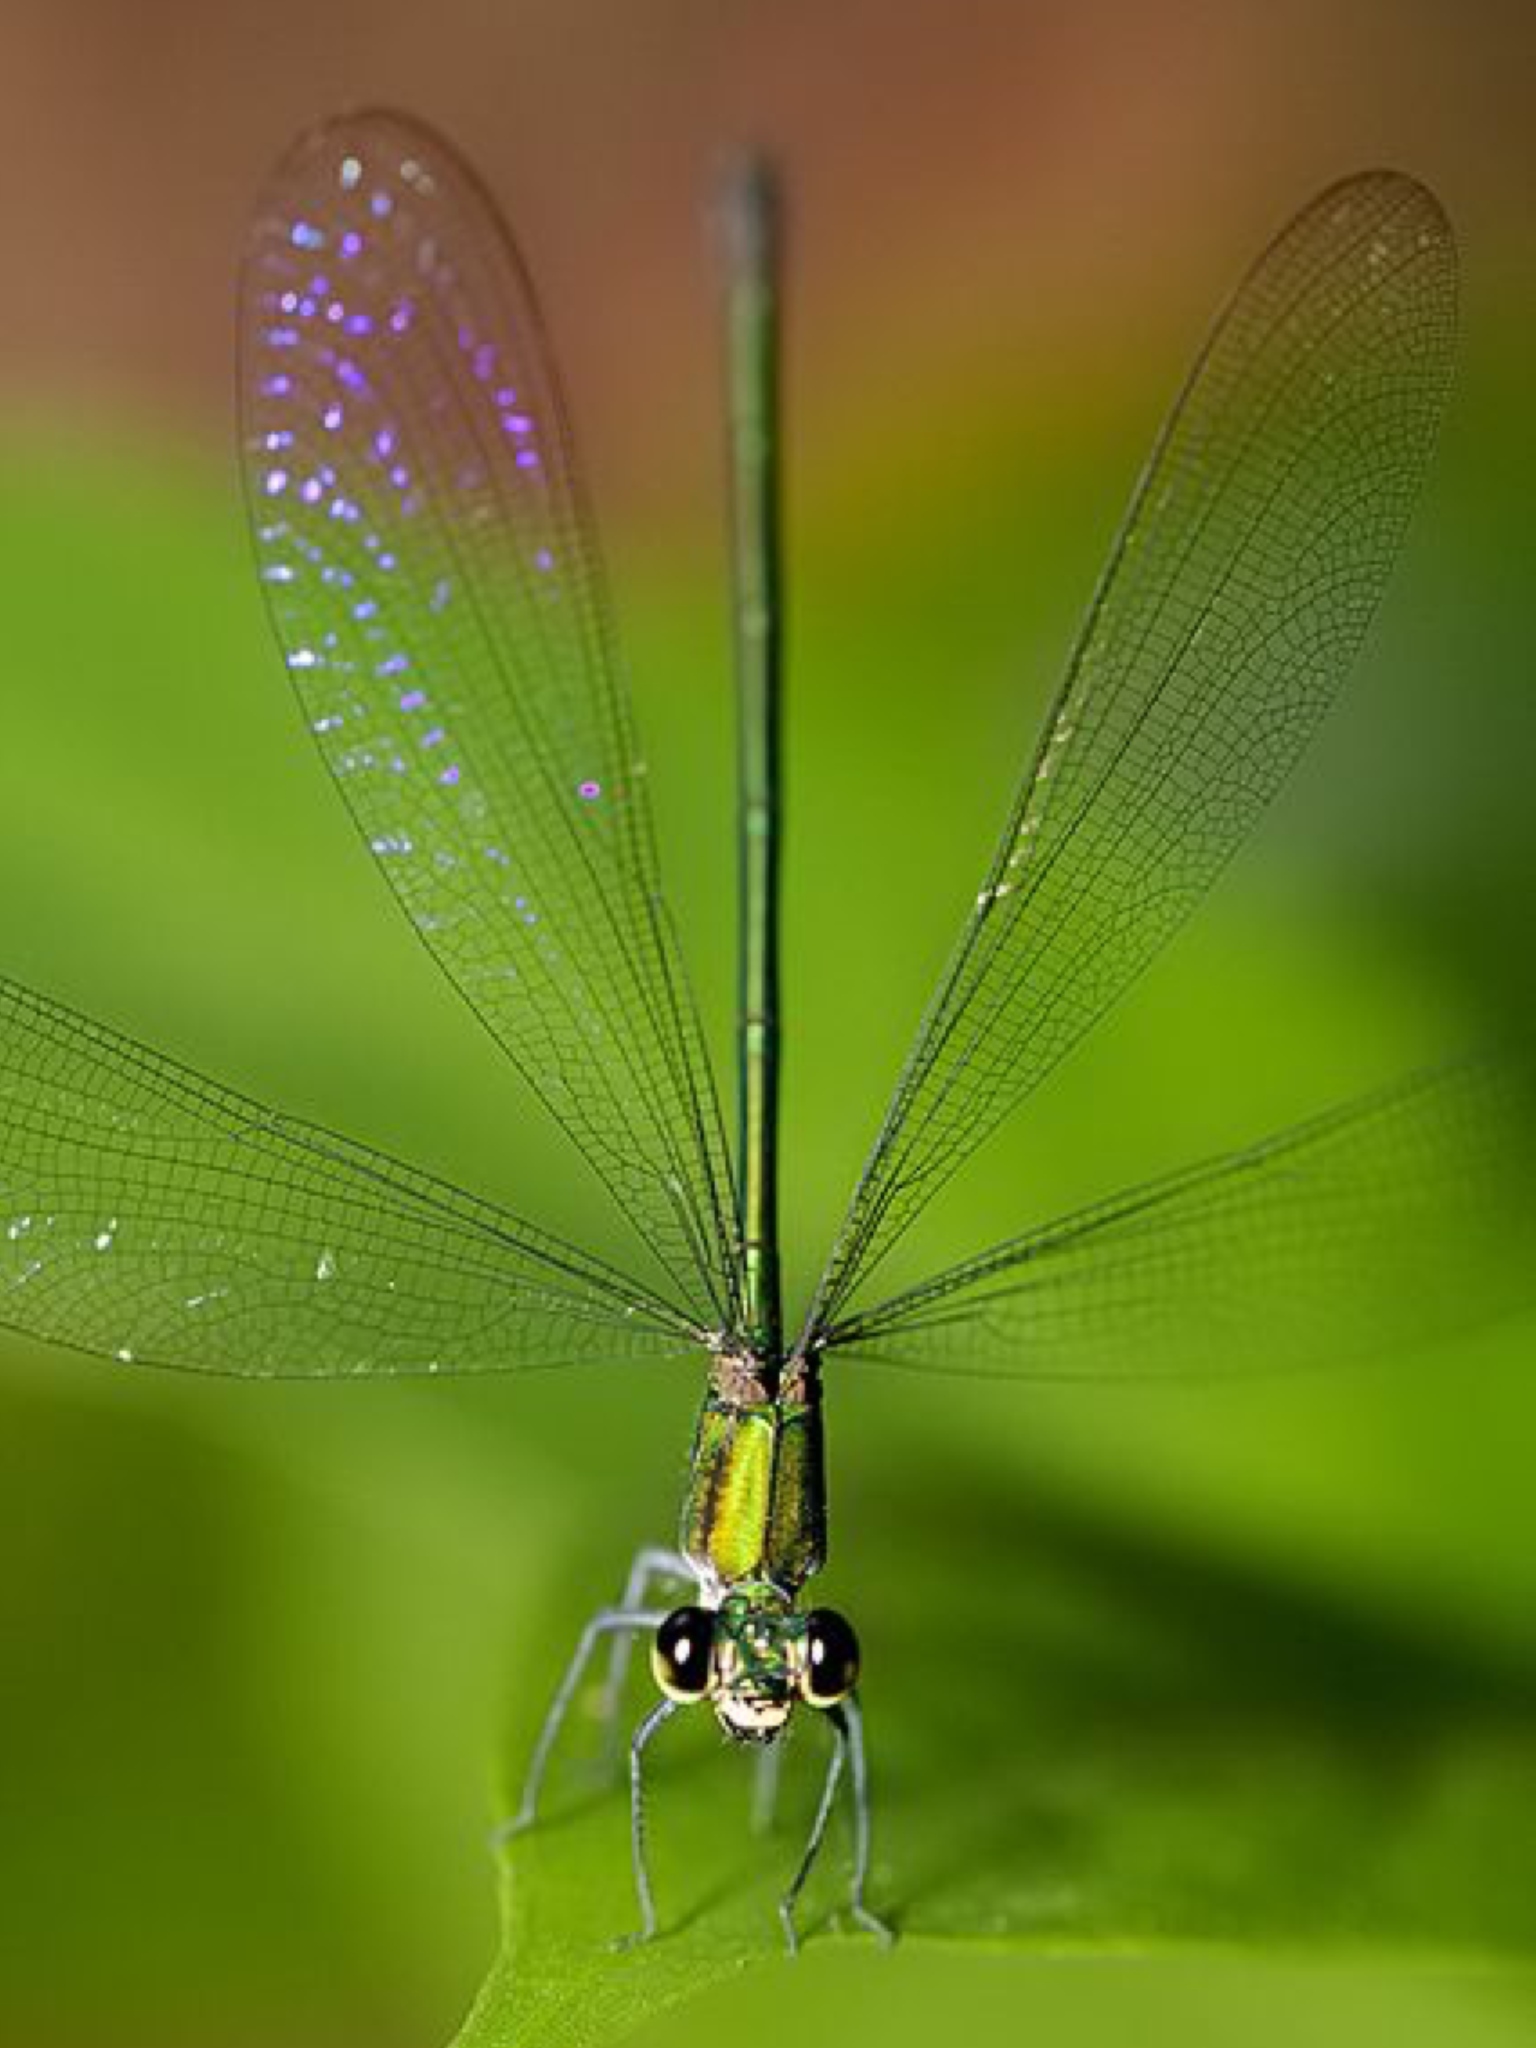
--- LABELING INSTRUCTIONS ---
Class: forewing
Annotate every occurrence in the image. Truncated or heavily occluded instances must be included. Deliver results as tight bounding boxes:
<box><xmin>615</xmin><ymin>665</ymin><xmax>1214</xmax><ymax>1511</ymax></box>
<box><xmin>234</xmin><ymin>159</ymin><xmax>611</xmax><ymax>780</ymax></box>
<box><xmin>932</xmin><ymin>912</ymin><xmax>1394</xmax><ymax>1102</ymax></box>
<box><xmin>0</xmin><ymin>978</ymin><xmax>695</xmax><ymax>1378</ymax></box>
<box><xmin>809</xmin><ymin>172</ymin><xmax>1457</xmax><ymax>1332</ymax></box>
<box><xmin>240</xmin><ymin>110</ymin><xmax>737</xmax><ymax>1327</ymax></box>
<box><xmin>827</xmin><ymin>1060</ymin><xmax>1536</xmax><ymax>1380</ymax></box>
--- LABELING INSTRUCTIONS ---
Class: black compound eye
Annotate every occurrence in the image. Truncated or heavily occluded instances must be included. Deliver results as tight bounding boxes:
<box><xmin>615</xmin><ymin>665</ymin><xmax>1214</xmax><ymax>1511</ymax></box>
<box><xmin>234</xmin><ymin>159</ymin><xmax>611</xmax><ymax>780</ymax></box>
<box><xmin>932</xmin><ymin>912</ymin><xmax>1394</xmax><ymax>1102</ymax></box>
<box><xmin>801</xmin><ymin>1608</ymin><xmax>860</xmax><ymax>1707</ymax></box>
<box><xmin>651</xmin><ymin>1606</ymin><xmax>715</xmax><ymax>1703</ymax></box>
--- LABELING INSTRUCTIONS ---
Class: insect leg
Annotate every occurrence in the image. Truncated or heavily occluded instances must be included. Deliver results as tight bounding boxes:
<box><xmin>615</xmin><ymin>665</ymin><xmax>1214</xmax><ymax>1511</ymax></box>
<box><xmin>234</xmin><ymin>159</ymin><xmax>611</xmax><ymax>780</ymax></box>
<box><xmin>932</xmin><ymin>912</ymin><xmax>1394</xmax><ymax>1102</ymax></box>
<box><xmin>497</xmin><ymin>1605</ymin><xmax>668</xmax><ymax>1840</ymax></box>
<box><xmin>777</xmin><ymin>1722</ymin><xmax>844</xmax><ymax>1954</ymax></box>
<box><xmin>614</xmin><ymin>1697</ymin><xmax>680</xmax><ymax>1948</ymax></box>
<box><xmin>750</xmin><ymin>1734</ymin><xmax>784</xmax><ymax>1836</ymax></box>
<box><xmin>597</xmin><ymin>1544</ymin><xmax>693</xmax><ymax>1736</ymax></box>
<box><xmin>836</xmin><ymin>1695</ymin><xmax>894</xmax><ymax>1945</ymax></box>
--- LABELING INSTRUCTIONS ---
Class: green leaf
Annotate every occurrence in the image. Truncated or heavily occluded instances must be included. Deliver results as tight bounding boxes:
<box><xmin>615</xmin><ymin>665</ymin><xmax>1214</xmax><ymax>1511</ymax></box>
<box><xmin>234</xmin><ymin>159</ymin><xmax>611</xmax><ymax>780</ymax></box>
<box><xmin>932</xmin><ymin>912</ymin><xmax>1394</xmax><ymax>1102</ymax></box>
<box><xmin>454</xmin><ymin>1389</ymin><xmax>1536</xmax><ymax>2048</ymax></box>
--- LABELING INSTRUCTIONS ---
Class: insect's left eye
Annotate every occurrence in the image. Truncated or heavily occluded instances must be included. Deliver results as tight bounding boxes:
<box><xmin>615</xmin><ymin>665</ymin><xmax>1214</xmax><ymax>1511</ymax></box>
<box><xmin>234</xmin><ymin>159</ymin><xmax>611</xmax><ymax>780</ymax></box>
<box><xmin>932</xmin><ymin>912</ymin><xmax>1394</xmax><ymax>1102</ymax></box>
<box><xmin>651</xmin><ymin>1606</ymin><xmax>716</xmax><ymax>1703</ymax></box>
<box><xmin>800</xmin><ymin>1608</ymin><xmax>860</xmax><ymax>1707</ymax></box>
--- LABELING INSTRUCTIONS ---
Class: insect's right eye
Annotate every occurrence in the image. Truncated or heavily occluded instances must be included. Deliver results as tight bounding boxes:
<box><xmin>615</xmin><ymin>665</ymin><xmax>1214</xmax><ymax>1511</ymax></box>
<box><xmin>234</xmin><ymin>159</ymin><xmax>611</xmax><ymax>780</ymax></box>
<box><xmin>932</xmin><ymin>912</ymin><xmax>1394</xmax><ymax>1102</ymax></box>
<box><xmin>800</xmin><ymin>1607</ymin><xmax>860</xmax><ymax>1706</ymax></box>
<box><xmin>651</xmin><ymin>1606</ymin><xmax>716</xmax><ymax>1703</ymax></box>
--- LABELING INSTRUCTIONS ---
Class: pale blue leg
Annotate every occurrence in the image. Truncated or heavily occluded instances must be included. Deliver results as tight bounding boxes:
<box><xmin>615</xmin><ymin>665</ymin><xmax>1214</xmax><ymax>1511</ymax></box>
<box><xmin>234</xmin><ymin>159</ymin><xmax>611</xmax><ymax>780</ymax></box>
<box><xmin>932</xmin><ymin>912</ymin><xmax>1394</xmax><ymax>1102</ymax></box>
<box><xmin>597</xmin><ymin>1544</ymin><xmax>693</xmax><ymax>1736</ymax></box>
<box><xmin>777</xmin><ymin>1723</ymin><xmax>843</xmax><ymax>1955</ymax></box>
<box><xmin>839</xmin><ymin>1695</ymin><xmax>894</xmax><ymax>1945</ymax></box>
<box><xmin>495</xmin><ymin>1604</ymin><xmax>667</xmax><ymax>1843</ymax></box>
<box><xmin>751</xmin><ymin>1735</ymin><xmax>784</xmax><ymax>1836</ymax></box>
<box><xmin>613</xmin><ymin>1697</ymin><xmax>680</xmax><ymax>1948</ymax></box>
<box><xmin>777</xmin><ymin>1696</ymin><xmax>893</xmax><ymax>1954</ymax></box>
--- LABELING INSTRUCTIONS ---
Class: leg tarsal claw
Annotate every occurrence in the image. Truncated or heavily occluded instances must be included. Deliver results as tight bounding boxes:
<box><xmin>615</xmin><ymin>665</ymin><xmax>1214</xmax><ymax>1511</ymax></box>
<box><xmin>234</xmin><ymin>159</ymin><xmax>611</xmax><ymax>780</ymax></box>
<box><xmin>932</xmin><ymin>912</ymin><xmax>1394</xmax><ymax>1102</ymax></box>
<box><xmin>777</xmin><ymin>1898</ymin><xmax>802</xmax><ymax>1957</ymax></box>
<box><xmin>851</xmin><ymin>1901</ymin><xmax>895</xmax><ymax>1946</ymax></box>
<box><xmin>609</xmin><ymin>1924</ymin><xmax>657</xmax><ymax>1954</ymax></box>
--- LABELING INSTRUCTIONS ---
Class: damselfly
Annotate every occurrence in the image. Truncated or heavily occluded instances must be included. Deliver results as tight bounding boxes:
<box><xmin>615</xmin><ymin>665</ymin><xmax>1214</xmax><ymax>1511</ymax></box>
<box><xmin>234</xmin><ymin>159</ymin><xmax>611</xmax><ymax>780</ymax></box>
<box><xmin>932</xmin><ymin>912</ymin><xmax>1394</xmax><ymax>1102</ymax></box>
<box><xmin>0</xmin><ymin>111</ymin><xmax>1522</xmax><ymax>1951</ymax></box>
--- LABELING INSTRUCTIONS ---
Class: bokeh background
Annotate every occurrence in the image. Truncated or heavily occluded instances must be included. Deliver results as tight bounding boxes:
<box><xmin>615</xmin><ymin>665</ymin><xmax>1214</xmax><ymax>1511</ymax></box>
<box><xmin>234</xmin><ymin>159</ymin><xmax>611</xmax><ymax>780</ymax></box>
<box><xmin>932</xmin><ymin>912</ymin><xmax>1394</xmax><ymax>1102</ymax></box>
<box><xmin>0</xmin><ymin>3</ymin><xmax>1532</xmax><ymax>2045</ymax></box>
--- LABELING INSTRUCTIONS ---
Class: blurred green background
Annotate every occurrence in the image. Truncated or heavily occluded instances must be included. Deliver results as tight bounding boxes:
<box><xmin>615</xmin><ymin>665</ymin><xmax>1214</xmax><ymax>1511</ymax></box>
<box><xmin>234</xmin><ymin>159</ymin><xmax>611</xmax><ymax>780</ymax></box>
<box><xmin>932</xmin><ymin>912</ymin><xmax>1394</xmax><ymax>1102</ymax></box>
<box><xmin>0</xmin><ymin>3</ymin><xmax>1533</xmax><ymax>2044</ymax></box>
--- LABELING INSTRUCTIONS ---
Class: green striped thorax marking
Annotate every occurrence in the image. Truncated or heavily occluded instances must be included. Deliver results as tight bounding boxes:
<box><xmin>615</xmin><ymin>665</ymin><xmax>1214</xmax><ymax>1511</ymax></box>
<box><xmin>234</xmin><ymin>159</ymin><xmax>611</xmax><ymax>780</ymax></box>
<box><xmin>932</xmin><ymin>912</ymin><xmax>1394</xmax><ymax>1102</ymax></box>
<box><xmin>683</xmin><ymin>1342</ymin><xmax>828</xmax><ymax>1601</ymax></box>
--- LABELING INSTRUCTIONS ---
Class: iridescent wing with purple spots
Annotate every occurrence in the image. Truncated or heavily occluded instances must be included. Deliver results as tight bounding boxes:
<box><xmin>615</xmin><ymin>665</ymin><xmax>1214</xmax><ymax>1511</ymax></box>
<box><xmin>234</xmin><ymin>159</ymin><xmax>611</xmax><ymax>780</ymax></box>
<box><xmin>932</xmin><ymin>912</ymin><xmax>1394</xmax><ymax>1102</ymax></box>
<box><xmin>239</xmin><ymin>111</ymin><xmax>738</xmax><ymax>1329</ymax></box>
<box><xmin>0</xmin><ymin>976</ymin><xmax>695</xmax><ymax>1377</ymax></box>
<box><xmin>804</xmin><ymin>170</ymin><xmax>1459</xmax><ymax>1341</ymax></box>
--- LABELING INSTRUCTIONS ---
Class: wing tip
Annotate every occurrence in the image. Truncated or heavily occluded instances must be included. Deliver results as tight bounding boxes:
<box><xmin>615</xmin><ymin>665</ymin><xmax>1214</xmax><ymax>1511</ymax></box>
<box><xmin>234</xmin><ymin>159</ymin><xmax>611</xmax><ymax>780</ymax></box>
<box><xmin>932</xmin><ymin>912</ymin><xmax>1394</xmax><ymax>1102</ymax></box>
<box><xmin>1300</xmin><ymin>165</ymin><xmax>1457</xmax><ymax>270</ymax></box>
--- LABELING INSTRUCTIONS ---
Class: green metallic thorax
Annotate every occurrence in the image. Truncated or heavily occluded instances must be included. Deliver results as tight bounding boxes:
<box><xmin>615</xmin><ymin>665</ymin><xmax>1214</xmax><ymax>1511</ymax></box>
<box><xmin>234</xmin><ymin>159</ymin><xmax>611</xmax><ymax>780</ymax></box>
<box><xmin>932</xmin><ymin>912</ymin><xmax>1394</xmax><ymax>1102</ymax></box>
<box><xmin>681</xmin><ymin>1347</ymin><xmax>826</xmax><ymax>1597</ymax></box>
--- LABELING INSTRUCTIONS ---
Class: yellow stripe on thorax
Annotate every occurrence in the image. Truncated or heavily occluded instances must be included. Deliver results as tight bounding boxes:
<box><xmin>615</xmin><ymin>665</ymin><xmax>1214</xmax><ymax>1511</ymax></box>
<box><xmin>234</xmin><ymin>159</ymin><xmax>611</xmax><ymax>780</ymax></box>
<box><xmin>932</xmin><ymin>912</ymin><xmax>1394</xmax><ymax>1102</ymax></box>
<box><xmin>683</xmin><ymin>1400</ymin><xmax>776</xmax><ymax>1585</ymax></box>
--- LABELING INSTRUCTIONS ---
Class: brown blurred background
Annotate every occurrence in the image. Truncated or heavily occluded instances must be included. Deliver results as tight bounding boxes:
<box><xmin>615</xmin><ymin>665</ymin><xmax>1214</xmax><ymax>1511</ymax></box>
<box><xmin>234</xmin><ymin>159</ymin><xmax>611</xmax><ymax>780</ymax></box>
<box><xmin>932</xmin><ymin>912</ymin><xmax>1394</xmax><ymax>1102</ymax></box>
<box><xmin>2</xmin><ymin>0</ymin><xmax>1532</xmax><ymax>515</ymax></box>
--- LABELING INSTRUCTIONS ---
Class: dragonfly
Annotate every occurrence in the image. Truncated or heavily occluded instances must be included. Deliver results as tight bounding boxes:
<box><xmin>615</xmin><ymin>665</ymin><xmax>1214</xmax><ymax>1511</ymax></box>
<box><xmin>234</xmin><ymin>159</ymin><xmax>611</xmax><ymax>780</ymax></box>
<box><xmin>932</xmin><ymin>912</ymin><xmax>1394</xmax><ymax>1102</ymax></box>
<box><xmin>0</xmin><ymin>109</ymin><xmax>1523</xmax><ymax>1952</ymax></box>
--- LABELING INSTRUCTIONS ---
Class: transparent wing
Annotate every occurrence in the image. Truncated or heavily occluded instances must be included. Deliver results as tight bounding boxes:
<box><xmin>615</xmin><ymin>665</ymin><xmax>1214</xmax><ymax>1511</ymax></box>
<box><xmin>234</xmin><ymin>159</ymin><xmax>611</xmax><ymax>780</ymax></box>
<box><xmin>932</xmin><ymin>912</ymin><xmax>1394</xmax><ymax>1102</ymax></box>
<box><xmin>239</xmin><ymin>109</ymin><xmax>738</xmax><ymax>1329</ymax></box>
<box><xmin>807</xmin><ymin>171</ymin><xmax>1458</xmax><ymax>1334</ymax></box>
<box><xmin>825</xmin><ymin>1059</ymin><xmax>1536</xmax><ymax>1379</ymax></box>
<box><xmin>0</xmin><ymin>977</ymin><xmax>698</xmax><ymax>1379</ymax></box>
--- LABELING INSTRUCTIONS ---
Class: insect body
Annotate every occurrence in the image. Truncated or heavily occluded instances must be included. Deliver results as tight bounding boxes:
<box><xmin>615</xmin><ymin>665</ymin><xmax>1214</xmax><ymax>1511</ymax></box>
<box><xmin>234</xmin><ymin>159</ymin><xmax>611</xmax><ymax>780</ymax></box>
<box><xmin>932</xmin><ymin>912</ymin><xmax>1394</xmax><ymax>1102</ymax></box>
<box><xmin>507</xmin><ymin>1332</ymin><xmax>874</xmax><ymax>1948</ymax></box>
<box><xmin>683</xmin><ymin>1345</ymin><xmax>826</xmax><ymax>1611</ymax></box>
<box><xmin>0</xmin><ymin>109</ymin><xmax>1524</xmax><ymax>1954</ymax></box>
